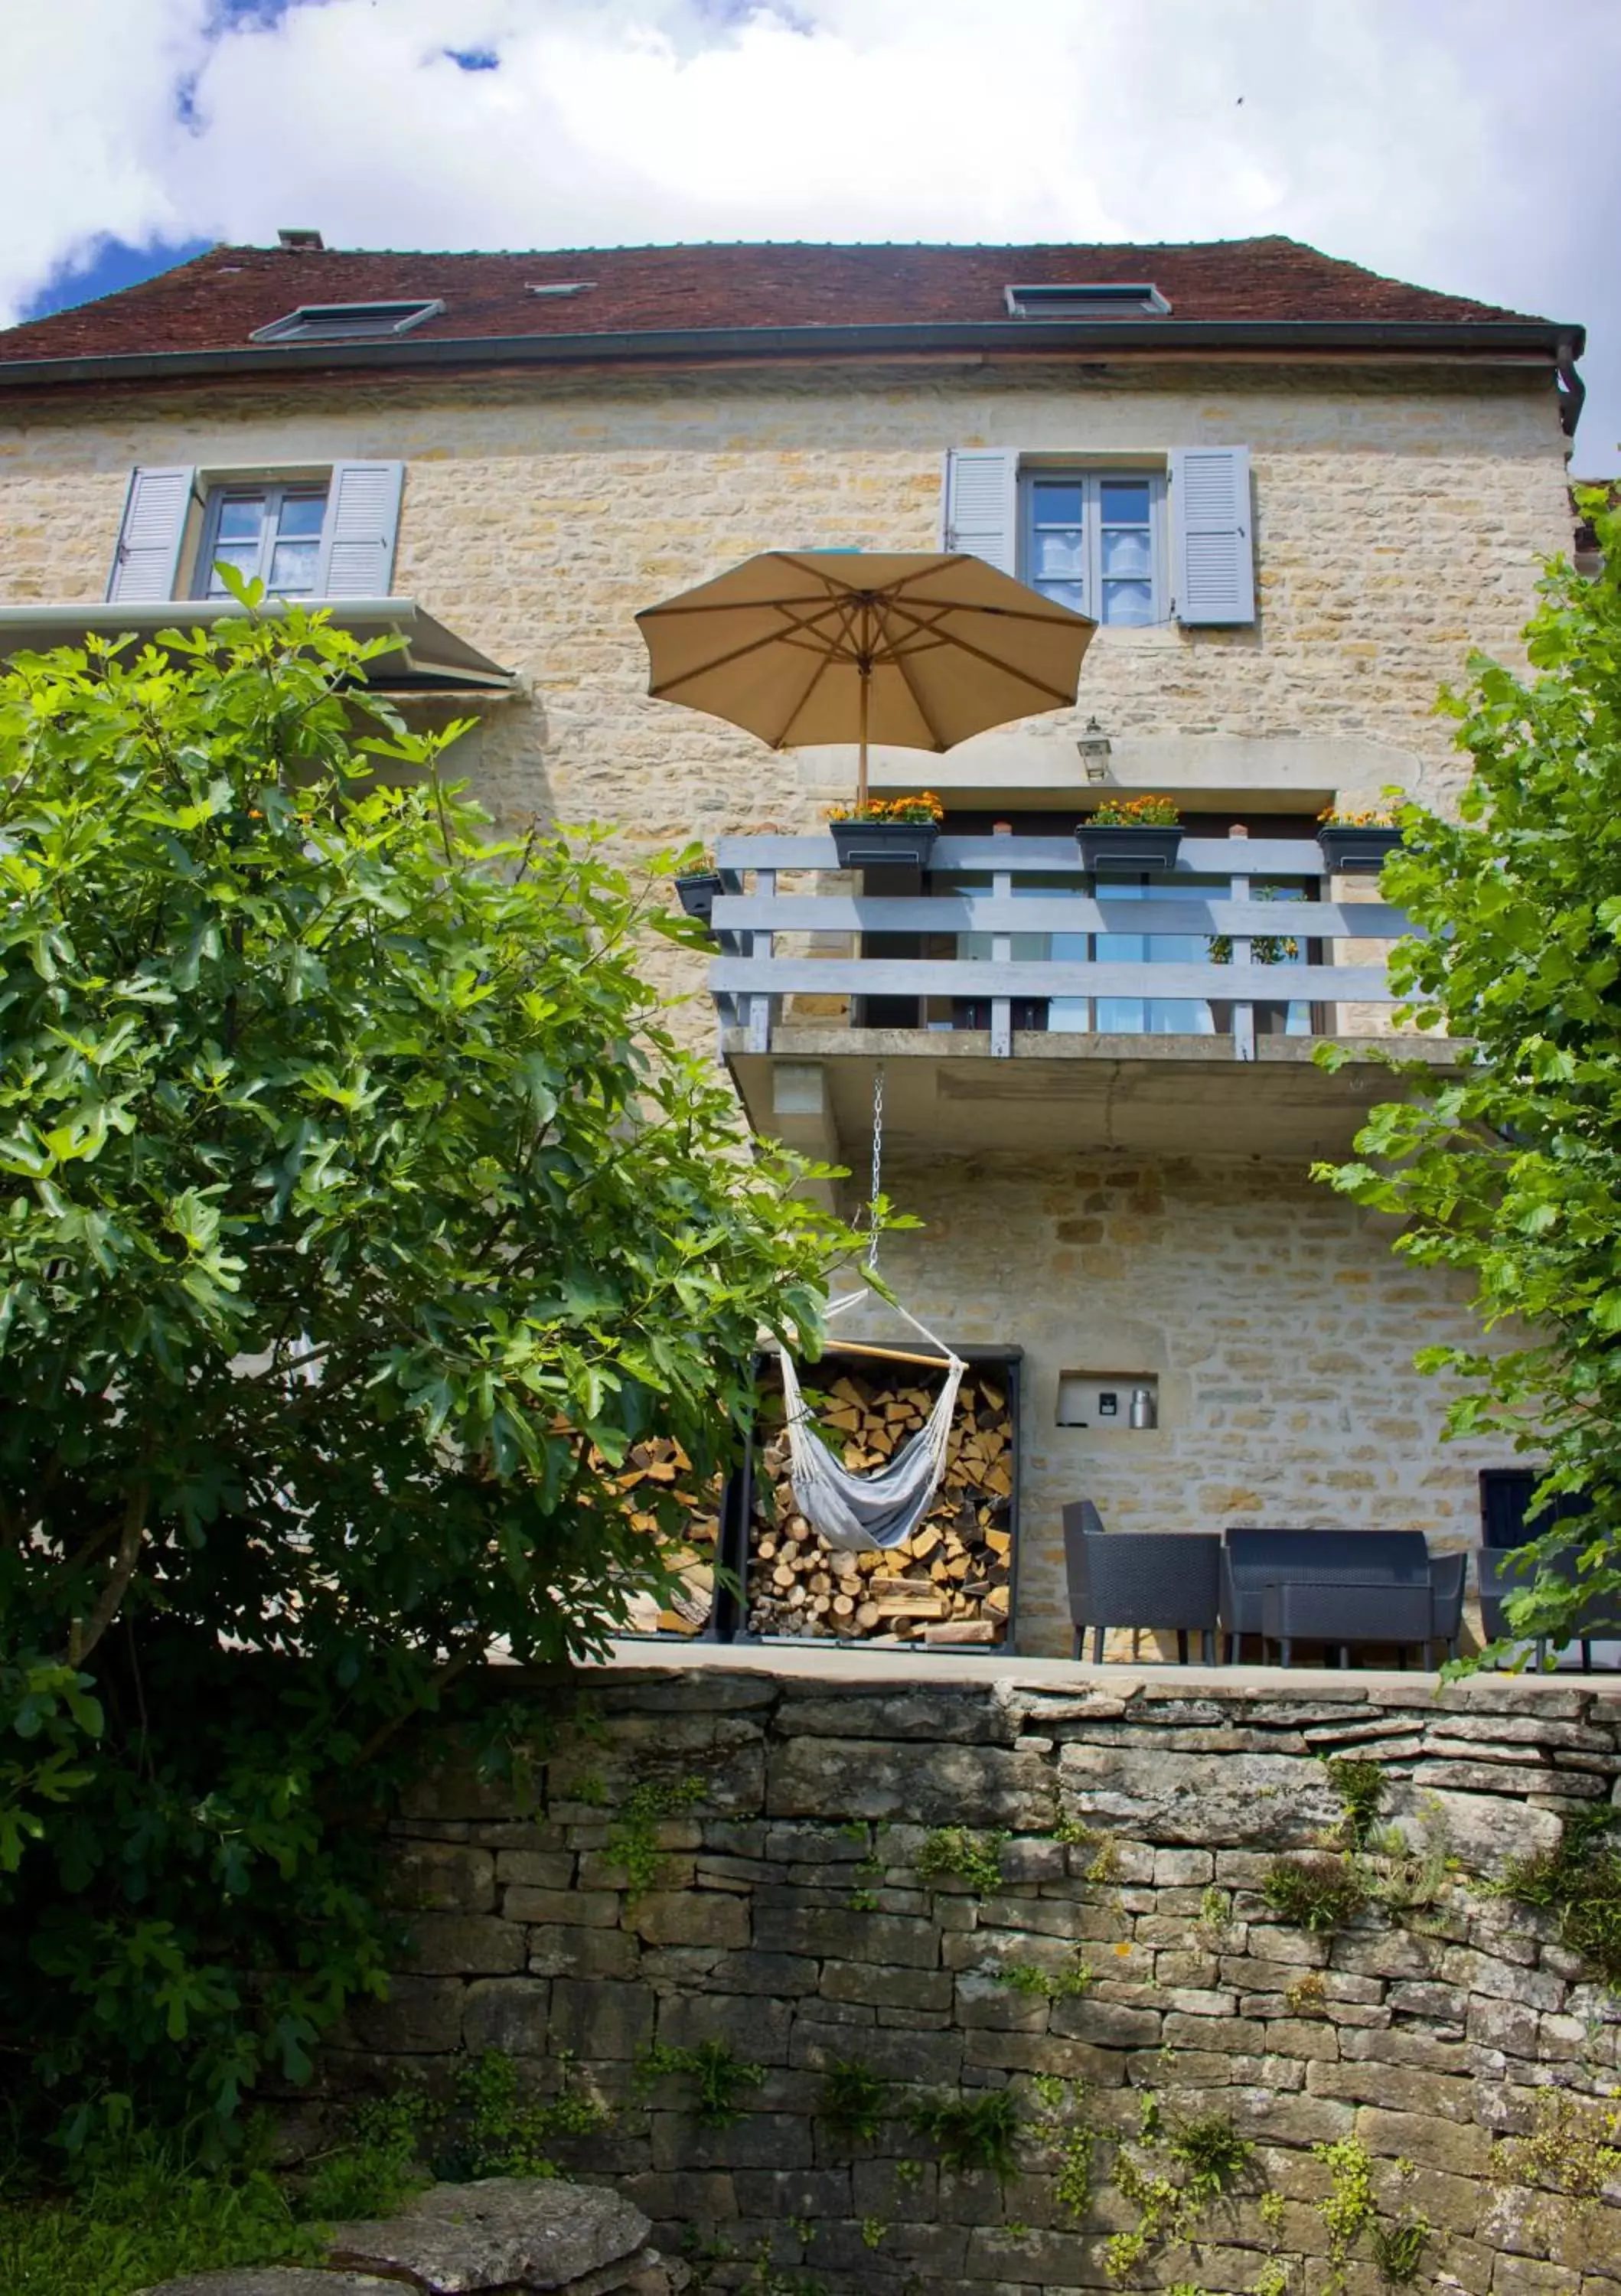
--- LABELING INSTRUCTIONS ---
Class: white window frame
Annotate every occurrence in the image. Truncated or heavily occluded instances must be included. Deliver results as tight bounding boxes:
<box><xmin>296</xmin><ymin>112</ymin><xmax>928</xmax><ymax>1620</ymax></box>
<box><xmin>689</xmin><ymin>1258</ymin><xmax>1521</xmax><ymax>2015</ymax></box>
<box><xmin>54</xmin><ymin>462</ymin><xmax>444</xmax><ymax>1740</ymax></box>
<box><xmin>191</xmin><ymin>478</ymin><xmax>330</xmax><ymax>599</ymax></box>
<box><xmin>250</xmin><ymin>299</ymin><xmax>444</xmax><ymax>344</ymax></box>
<box><xmin>1019</xmin><ymin>467</ymin><xmax>1169</xmax><ymax>627</ymax></box>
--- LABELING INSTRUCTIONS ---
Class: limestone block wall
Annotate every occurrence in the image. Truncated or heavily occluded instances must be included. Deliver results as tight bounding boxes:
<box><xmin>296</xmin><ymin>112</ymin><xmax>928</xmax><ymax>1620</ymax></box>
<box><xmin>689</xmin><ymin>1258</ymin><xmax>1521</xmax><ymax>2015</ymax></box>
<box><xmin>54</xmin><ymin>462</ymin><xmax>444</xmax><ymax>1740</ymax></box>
<box><xmin>0</xmin><ymin>361</ymin><xmax>1571</xmax><ymax>857</ymax></box>
<box><xmin>0</xmin><ymin>360</ymin><xmax>1573</xmax><ymax>1061</ymax></box>
<box><xmin>830</xmin><ymin>1149</ymin><xmax>1505</xmax><ymax>1659</ymax></box>
<box><xmin>330</xmin><ymin>1665</ymin><xmax>1621</xmax><ymax>2296</ymax></box>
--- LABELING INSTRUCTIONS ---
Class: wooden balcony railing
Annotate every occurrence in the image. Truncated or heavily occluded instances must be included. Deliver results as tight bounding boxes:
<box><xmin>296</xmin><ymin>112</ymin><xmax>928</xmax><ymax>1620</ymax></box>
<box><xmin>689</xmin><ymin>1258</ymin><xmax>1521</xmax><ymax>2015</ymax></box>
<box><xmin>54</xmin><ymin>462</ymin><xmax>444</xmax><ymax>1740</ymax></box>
<box><xmin>708</xmin><ymin>832</ymin><xmax>1414</xmax><ymax>1060</ymax></box>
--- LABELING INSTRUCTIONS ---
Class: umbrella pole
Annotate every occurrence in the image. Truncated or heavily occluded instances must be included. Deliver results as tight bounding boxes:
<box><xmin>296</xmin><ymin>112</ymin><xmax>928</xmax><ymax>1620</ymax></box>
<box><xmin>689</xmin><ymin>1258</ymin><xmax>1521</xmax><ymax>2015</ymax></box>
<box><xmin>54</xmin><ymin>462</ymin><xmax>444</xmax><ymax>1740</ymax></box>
<box><xmin>857</xmin><ymin>657</ymin><xmax>869</xmax><ymax>810</ymax></box>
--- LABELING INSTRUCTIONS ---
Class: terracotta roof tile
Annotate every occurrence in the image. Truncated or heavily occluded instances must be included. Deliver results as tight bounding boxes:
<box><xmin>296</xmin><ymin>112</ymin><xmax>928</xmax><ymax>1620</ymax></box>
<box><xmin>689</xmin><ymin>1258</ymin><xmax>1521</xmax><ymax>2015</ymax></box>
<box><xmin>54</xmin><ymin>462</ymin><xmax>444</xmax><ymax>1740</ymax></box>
<box><xmin>0</xmin><ymin>236</ymin><xmax>1551</xmax><ymax>365</ymax></box>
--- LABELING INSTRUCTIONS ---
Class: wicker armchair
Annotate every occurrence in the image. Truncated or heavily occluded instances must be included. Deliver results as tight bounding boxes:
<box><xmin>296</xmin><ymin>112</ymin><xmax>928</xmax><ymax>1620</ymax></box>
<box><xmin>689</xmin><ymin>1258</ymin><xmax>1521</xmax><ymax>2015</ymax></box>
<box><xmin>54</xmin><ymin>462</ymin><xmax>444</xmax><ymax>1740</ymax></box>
<box><xmin>1062</xmin><ymin>1503</ymin><xmax>1221</xmax><ymax>1665</ymax></box>
<box><xmin>1427</xmin><ymin>1551</ymin><xmax>1467</xmax><ymax>1666</ymax></box>
<box><xmin>1477</xmin><ymin>1546</ymin><xmax>1618</xmax><ymax>1671</ymax></box>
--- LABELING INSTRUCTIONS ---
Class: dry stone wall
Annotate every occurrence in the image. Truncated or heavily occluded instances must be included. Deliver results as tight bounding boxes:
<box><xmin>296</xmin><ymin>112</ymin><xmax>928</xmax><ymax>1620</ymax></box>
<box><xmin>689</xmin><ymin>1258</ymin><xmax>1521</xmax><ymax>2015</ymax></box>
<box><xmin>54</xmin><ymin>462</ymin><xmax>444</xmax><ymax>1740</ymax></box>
<box><xmin>326</xmin><ymin>1665</ymin><xmax>1621</xmax><ymax>2296</ymax></box>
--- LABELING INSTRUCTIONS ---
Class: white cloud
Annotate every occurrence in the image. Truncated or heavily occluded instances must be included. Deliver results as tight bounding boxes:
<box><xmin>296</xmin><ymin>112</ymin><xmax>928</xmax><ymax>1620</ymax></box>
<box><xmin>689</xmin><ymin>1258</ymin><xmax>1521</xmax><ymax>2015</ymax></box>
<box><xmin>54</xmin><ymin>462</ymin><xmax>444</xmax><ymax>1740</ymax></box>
<box><xmin>1</xmin><ymin>0</ymin><xmax>1615</xmax><ymax>469</ymax></box>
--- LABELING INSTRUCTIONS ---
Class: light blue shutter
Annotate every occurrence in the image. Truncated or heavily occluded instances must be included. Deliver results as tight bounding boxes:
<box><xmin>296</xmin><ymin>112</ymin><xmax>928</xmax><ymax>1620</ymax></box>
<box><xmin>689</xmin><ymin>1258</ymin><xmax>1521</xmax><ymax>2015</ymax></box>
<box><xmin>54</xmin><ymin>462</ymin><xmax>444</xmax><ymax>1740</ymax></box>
<box><xmin>315</xmin><ymin>461</ymin><xmax>404</xmax><ymax>596</ymax></box>
<box><xmin>1169</xmin><ymin>447</ymin><xmax>1254</xmax><ymax>624</ymax></box>
<box><xmin>941</xmin><ymin>448</ymin><xmax>1017</xmax><ymax>574</ymax></box>
<box><xmin>106</xmin><ymin>466</ymin><xmax>195</xmax><ymax>602</ymax></box>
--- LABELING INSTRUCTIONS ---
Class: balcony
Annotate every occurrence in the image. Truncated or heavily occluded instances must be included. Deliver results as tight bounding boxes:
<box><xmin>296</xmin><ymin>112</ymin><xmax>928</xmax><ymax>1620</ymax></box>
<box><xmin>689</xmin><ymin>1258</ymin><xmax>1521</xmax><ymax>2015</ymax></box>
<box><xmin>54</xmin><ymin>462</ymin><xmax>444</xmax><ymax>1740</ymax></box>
<box><xmin>709</xmin><ymin>830</ymin><xmax>1451</xmax><ymax>1162</ymax></box>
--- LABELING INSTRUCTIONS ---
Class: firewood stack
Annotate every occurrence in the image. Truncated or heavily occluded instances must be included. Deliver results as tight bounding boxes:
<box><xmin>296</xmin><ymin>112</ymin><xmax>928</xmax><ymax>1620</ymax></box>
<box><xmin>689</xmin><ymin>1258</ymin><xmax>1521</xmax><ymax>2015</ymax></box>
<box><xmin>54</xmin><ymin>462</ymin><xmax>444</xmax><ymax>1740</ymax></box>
<box><xmin>746</xmin><ymin>1362</ymin><xmax>1014</xmax><ymax>1644</ymax></box>
<box><xmin>612</xmin><ymin>1435</ymin><xmax>719</xmax><ymax>1636</ymax></box>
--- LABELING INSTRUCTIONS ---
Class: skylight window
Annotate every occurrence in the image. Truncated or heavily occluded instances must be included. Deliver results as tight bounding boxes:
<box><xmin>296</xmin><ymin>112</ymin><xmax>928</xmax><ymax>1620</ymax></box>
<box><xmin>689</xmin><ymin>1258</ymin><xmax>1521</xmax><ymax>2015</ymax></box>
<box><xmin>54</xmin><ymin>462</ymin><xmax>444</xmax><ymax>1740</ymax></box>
<box><xmin>527</xmin><ymin>281</ymin><xmax>596</xmax><ymax>298</ymax></box>
<box><xmin>1004</xmin><ymin>282</ymin><xmax>1171</xmax><ymax>319</ymax></box>
<box><xmin>250</xmin><ymin>299</ymin><xmax>445</xmax><ymax>344</ymax></box>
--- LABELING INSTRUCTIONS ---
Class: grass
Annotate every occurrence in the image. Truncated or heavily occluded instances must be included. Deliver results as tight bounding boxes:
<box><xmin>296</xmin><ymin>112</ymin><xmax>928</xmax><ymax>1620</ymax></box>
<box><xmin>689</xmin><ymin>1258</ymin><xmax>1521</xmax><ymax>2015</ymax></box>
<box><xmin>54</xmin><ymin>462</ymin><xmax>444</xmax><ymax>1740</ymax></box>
<box><xmin>1262</xmin><ymin>1851</ymin><xmax>1368</xmax><ymax>1933</ymax></box>
<box><xmin>1494</xmin><ymin>1806</ymin><xmax>1621</xmax><ymax>1990</ymax></box>
<box><xmin>1323</xmin><ymin>1756</ymin><xmax>1386</xmax><ymax>1848</ymax></box>
<box><xmin>0</xmin><ymin>2050</ymin><xmax>603</xmax><ymax>2296</ymax></box>
<box><xmin>0</xmin><ymin>2136</ymin><xmax>321</xmax><ymax>2296</ymax></box>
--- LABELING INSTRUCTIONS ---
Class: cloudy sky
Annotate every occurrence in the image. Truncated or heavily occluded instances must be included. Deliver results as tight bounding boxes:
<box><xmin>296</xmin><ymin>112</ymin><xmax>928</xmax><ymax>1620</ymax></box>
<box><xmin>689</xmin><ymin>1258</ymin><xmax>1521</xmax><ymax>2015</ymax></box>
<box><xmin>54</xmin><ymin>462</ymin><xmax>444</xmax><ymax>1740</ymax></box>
<box><xmin>2</xmin><ymin>0</ymin><xmax>1615</xmax><ymax>475</ymax></box>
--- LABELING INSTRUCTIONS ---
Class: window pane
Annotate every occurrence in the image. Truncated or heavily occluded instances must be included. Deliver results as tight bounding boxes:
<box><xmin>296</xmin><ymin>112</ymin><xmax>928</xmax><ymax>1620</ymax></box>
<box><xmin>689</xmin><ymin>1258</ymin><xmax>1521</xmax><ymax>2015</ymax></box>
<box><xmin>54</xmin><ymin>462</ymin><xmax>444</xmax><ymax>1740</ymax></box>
<box><xmin>215</xmin><ymin>495</ymin><xmax>267</xmax><ymax>543</ymax></box>
<box><xmin>207</xmin><ymin>544</ymin><xmax>259</xmax><ymax>594</ymax></box>
<box><xmin>278</xmin><ymin>490</ymin><xmax>328</xmax><ymax>538</ymax></box>
<box><xmin>1036</xmin><ymin>579</ymin><xmax>1088</xmax><ymax>614</ymax></box>
<box><xmin>1101</xmin><ymin>527</ymin><xmax>1152</xmax><ymax>579</ymax></box>
<box><xmin>1099</xmin><ymin>478</ymin><xmax>1151</xmax><ymax>523</ymax></box>
<box><xmin>1101</xmin><ymin>580</ymin><xmax>1154</xmax><ymax>625</ymax></box>
<box><xmin>1032</xmin><ymin>481</ymin><xmax>1084</xmax><ymax>526</ymax></box>
<box><xmin>1036</xmin><ymin>530</ymin><xmax>1085</xmax><ymax>577</ymax></box>
<box><xmin>268</xmin><ymin>539</ymin><xmax>320</xmax><ymax>594</ymax></box>
<box><xmin>1146</xmin><ymin>1000</ymin><xmax>1214</xmax><ymax>1035</ymax></box>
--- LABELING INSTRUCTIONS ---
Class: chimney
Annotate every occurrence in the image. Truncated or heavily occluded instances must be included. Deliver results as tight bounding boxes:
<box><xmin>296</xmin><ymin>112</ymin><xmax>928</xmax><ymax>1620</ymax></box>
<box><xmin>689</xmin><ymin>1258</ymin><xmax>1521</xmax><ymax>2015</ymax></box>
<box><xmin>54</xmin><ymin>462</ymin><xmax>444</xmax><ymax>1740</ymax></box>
<box><xmin>277</xmin><ymin>228</ymin><xmax>325</xmax><ymax>251</ymax></box>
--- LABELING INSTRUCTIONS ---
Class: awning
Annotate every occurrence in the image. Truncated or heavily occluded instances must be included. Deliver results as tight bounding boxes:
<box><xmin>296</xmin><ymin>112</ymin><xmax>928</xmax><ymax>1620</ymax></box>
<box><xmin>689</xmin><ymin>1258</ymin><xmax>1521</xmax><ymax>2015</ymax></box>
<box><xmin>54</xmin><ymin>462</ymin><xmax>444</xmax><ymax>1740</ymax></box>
<box><xmin>0</xmin><ymin>597</ymin><xmax>516</xmax><ymax>694</ymax></box>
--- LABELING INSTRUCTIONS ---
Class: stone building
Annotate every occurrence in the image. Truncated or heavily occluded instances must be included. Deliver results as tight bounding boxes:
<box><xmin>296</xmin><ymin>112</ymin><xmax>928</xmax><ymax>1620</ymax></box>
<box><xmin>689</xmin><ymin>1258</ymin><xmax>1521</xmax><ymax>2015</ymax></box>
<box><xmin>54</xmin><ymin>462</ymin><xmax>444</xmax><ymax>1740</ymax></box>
<box><xmin>0</xmin><ymin>236</ymin><xmax>1590</xmax><ymax>1658</ymax></box>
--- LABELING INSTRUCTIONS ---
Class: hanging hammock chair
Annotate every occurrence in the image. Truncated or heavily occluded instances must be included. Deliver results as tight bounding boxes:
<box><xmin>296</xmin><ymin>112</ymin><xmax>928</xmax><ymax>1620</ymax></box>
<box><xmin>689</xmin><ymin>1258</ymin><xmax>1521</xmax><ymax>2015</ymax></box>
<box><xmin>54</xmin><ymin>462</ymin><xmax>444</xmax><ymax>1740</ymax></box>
<box><xmin>771</xmin><ymin>1065</ymin><xmax>967</xmax><ymax>1553</ymax></box>
<box><xmin>777</xmin><ymin>1302</ymin><xmax>965</xmax><ymax>1552</ymax></box>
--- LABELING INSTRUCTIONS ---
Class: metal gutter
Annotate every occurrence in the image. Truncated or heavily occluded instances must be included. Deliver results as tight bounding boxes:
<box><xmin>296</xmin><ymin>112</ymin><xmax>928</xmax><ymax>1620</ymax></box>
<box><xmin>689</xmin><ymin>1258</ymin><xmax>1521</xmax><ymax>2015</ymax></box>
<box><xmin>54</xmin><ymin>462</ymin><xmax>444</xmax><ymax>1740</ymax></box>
<box><xmin>0</xmin><ymin>315</ymin><xmax>1584</xmax><ymax>392</ymax></box>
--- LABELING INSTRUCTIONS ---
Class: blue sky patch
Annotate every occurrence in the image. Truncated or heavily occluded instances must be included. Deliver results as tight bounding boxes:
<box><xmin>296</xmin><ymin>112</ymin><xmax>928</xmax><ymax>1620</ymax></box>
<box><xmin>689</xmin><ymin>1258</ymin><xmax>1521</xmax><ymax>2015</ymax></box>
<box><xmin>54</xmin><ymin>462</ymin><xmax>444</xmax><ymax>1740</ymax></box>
<box><xmin>24</xmin><ymin>236</ymin><xmax>213</xmax><ymax>323</ymax></box>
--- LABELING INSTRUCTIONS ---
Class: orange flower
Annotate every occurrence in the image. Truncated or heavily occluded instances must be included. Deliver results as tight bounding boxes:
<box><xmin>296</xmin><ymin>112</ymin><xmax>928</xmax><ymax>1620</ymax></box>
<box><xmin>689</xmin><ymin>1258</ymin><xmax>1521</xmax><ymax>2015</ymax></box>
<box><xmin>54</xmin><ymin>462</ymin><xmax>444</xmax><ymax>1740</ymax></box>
<box><xmin>1092</xmin><ymin>794</ymin><xmax>1180</xmax><ymax>827</ymax></box>
<box><xmin>826</xmin><ymin>791</ymin><xmax>944</xmax><ymax>826</ymax></box>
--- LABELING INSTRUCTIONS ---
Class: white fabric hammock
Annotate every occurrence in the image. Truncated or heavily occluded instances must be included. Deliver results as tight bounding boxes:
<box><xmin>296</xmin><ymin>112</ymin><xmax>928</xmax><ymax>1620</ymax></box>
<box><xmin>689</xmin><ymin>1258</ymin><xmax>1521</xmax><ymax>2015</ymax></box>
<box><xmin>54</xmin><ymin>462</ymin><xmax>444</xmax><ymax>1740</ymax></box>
<box><xmin>777</xmin><ymin>1296</ymin><xmax>967</xmax><ymax>1552</ymax></box>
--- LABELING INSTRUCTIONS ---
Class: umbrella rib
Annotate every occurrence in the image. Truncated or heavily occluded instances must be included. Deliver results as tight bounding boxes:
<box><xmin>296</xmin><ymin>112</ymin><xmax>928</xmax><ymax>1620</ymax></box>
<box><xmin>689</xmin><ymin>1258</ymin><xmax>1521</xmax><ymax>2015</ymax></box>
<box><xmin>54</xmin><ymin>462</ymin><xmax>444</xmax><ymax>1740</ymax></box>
<box><xmin>638</xmin><ymin>590</ymin><xmax>859</xmax><ymax>618</ymax></box>
<box><xmin>870</xmin><ymin>594</ymin><xmax>1086</xmax><ymax>710</ymax></box>
<box><xmin>883</xmin><ymin>624</ymin><xmax>951</xmax><ymax>752</ymax></box>
<box><xmin>645</xmin><ymin>597</ymin><xmax>865</xmax><ymax>697</ymax></box>
<box><xmin>768</xmin><ymin>597</ymin><xmax>861</xmax><ymax>748</ymax></box>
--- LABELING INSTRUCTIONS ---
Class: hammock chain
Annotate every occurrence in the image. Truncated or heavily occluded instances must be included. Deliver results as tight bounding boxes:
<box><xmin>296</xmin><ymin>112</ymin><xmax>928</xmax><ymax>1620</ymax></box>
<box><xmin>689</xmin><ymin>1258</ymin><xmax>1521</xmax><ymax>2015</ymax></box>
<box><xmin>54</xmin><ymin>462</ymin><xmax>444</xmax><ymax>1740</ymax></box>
<box><xmin>866</xmin><ymin>1062</ymin><xmax>885</xmax><ymax>1272</ymax></box>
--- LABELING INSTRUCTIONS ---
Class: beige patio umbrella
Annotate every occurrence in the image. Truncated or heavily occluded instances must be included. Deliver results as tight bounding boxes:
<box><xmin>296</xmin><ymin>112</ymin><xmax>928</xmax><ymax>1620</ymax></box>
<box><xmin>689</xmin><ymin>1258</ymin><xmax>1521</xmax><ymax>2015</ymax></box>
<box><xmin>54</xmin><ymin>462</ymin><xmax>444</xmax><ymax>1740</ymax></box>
<box><xmin>635</xmin><ymin>550</ymin><xmax>1096</xmax><ymax>807</ymax></box>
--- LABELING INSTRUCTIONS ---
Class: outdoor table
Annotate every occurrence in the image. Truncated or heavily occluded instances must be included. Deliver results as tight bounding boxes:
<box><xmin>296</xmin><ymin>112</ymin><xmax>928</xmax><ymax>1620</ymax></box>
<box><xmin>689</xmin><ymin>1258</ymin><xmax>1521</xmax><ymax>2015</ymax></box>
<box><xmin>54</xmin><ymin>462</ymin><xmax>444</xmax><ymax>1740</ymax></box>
<box><xmin>1262</xmin><ymin>1578</ymin><xmax>1433</xmax><ymax>1669</ymax></box>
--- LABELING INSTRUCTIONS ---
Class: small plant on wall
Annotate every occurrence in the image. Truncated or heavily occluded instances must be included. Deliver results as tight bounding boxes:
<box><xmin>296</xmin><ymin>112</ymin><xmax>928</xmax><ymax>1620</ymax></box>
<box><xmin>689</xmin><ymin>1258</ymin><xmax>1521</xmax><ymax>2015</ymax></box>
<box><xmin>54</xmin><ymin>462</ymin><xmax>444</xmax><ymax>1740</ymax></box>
<box><xmin>916</xmin><ymin>1826</ymin><xmax>1008</xmax><ymax>1895</ymax></box>
<box><xmin>1489</xmin><ymin>1806</ymin><xmax>1621</xmax><ymax>1991</ymax></box>
<box><xmin>909</xmin><ymin>2089</ymin><xmax>1021</xmax><ymax>2182</ymax></box>
<box><xmin>1102</xmin><ymin>2096</ymin><xmax>1256</xmax><ymax>2281</ymax></box>
<box><xmin>634</xmin><ymin>2039</ymin><xmax>765</xmax><ymax>2128</ymax></box>
<box><xmin>816</xmin><ymin>2058</ymin><xmax>890</xmax><ymax>2145</ymax></box>
<box><xmin>1262</xmin><ymin>1852</ymin><xmax>1368</xmax><ymax>1932</ymax></box>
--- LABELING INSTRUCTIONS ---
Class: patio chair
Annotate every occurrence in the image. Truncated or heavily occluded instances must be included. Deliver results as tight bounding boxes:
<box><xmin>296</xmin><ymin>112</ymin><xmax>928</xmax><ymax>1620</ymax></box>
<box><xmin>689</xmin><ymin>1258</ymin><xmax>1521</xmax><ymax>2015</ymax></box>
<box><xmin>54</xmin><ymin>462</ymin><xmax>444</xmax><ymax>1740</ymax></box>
<box><xmin>1427</xmin><ymin>1549</ymin><xmax>1467</xmax><ymax>1667</ymax></box>
<box><xmin>1220</xmin><ymin>1528</ymin><xmax>1431</xmax><ymax>1664</ymax></box>
<box><xmin>1062</xmin><ymin>1502</ymin><xmax>1221</xmax><ymax>1665</ymax></box>
<box><xmin>1479</xmin><ymin>1466</ymin><xmax>1592</xmax><ymax>1551</ymax></box>
<box><xmin>1476</xmin><ymin>1545</ymin><xmax>1618</xmax><ymax>1671</ymax></box>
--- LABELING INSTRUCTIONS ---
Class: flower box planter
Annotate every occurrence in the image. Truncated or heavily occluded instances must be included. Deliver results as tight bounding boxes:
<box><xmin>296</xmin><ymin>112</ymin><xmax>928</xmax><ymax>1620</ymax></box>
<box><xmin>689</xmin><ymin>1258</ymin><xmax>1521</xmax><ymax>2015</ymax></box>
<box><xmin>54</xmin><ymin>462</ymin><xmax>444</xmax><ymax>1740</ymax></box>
<box><xmin>1316</xmin><ymin>823</ymin><xmax>1401</xmax><ymax>874</ymax></box>
<box><xmin>1076</xmin><ymin>822</ymin><xmax>1182</xmax><ymax>875</ymax></box>
<box><xmin>674</xmin><ymin>868</ymin><xmax>740</xmax><ymax>925</ymax></box>
<box><xmin>829</xmin><ymin>818</ymin><xmax>940</xmax><ymax>871</ymax></box>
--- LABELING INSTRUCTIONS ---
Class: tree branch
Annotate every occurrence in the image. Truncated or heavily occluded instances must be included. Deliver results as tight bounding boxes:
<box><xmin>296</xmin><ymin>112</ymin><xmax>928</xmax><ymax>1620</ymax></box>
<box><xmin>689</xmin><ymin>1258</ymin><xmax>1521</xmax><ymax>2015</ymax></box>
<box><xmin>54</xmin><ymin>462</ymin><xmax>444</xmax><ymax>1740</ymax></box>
<box><xmin>350</xmin><ymin>1633</ymin><xmax>486</xmax><ymax>1769</ymax></box>
<box><xmin>66</xmin><ymin>1484</ymin><xmax>148</xmax><ymax>1667</ymax></box>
